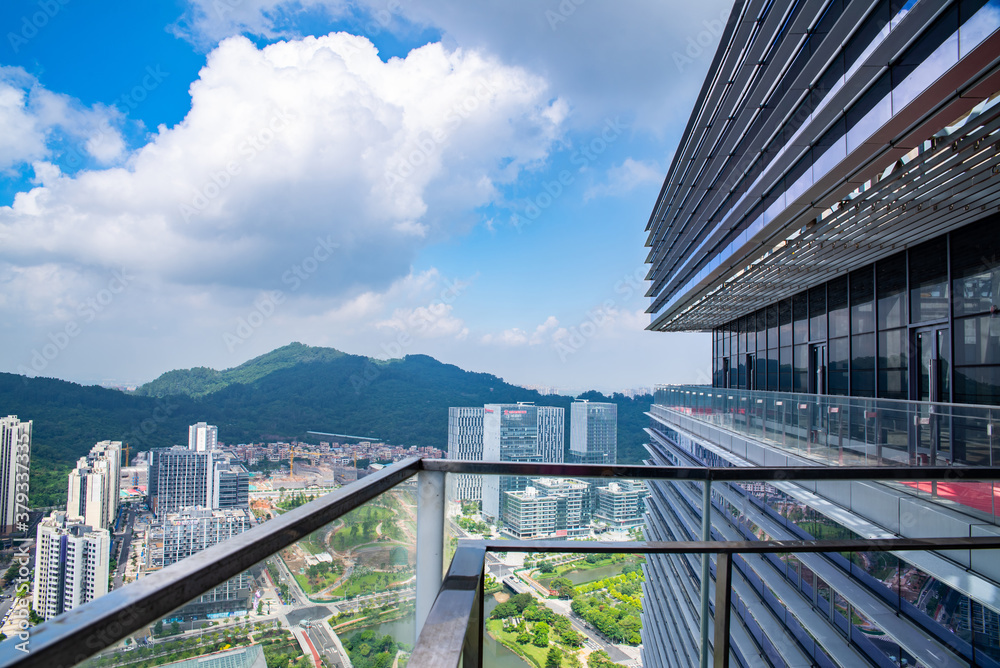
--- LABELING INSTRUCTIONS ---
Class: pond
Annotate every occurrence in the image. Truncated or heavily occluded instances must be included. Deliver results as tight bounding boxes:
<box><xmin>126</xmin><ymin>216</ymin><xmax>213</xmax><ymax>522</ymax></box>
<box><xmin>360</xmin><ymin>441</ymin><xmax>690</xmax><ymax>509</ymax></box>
<box><xmin>345</xmin><ymin>594</ymin><xmax>528</xmax><ymax>667</ymax></box>
<box><xmin>547</xmin><ymin>561</ymin><xmax>636</xmax><ymax>587</ymax></box>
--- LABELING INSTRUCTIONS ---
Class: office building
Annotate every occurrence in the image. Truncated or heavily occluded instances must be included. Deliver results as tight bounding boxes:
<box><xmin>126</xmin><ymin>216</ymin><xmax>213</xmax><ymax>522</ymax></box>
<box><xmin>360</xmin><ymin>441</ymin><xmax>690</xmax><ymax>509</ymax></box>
<box><xmin>529</xmin><ymin>477</ymin><xmax>592</xmax><ymax>537</ymax></box>
<box><xmin>641</xmin><ymin>0</ymin><xmax>1000</xmax><ymax>665</ymax></box>
<box><xmin>0</xmin><ymin>416</ymin><xmax>30</xmax><ymax>534</ymax></box>
<box><xmin>481</xmin><ymin>403</ymin><xmax>564</xmax><ymax>521</ymax></box>
<box><xmin>593</xmin><ymin>481</ymin><xmax>647</xmax><ymax>530</ymax></box>
<box><xmin>67</xmin><ymin>441</ymin><xmax>121</xmax><ymax>531</ymax></box>
<box><xmin>189</xmin><ymin>422</ymin><xmax>218</xmax><ymax>452</ymax></box>
<box><xmin>33</xmin><ymin>512</ymin><xmax>110</xmax><ymax>620</ymax></box>
<box><xmin>569</xmin><ymin>401</ymin><xmax>617</xmax><ymax>465</ymax></box>
<box><xmin>447</xmin><ymin>407</ymin><xmax>484</xmax><ymax>502</ymax></box>
<box><xmin>150</xmin><ymin>447</ymin><xmax>249</xmax><ymax>516</ymax></box>
<box><xmin>212</xmin><ymin>459</ymin><xmax>250</xmax><ymax>510</ymax></box>
<box><xmin>502</xmin><ymin>487</ymin><xmax>558</xmax><ymax>539</ymax></box>
<box><xmin>160</xmin><ymin>507</ymin><xmax>255</xmax><ymax>619</ymax></box>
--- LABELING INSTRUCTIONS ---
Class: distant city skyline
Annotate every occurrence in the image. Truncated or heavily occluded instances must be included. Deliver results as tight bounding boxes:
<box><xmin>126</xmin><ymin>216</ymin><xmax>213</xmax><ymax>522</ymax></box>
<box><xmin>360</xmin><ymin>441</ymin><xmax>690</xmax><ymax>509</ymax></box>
<box><xmin>0</xmin><ymin>0</ymin><xmax>722</xmax><ymax>393</ymax></box>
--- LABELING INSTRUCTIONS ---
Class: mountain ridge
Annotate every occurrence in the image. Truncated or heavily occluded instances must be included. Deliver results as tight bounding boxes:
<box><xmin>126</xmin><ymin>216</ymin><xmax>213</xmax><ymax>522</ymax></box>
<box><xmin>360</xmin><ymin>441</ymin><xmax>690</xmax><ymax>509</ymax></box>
<box><xmin>3</xmin><ymin>343</ymin><xmax>653</xmax><ymax>507</ymax></box>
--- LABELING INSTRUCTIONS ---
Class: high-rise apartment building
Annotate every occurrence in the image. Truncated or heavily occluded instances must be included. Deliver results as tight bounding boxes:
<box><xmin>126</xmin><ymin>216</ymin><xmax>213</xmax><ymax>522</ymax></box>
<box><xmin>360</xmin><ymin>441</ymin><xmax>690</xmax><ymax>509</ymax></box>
<box><xmin>188</xmin><ymin>422</ymin><xmax>218</xmax><ymax>452</ymax></box>
<box><xmin>150</xmin><ymin>447</ymin><xmax>249</xmax><ymax>516</ymax></box>
<box><xmin>569</xmin><ymin>401</ymin><xmax>617</xmax><ymax>465</ymax></box>
<box><xmin>0</xmin><ymin>416</ymin><xmax>30</xmax><ymax>534</ymax></box>
<box><xmin>447</xmin><ymin>407</ymin><xmax>484</xmax><ymax>502</ymax></box>
<box><xmin>150</xmin><ymin>447</ymin><xmax>214</xmax><ymax>516</ymax></box>
<box><xmin>481</xmin><ymin>403</ymin><xmax>564</xmax><ymax>521</ymax></box>
<box><xmin>33</xmin><ymin>512</ymin><xmax>110</xmax><ymax>620</ymax></box>
<box><xmin>642</xmin><ymin>1</ymin><xmax>1000</xmax><ymax>665</ymax></box>
<box><xmin>593</xmin><ymin>481</ymin><xmax>647</xmax><ymax>530</ymax></box>
<box><xmin>159</xmin><ymin>507</ymin><xmax>255</xmax><ymax>619</ymax></box>
<box><xmin>67</xmin><ymin>441</ymin><xmax>121</xmax><ymax>530</ymax></box>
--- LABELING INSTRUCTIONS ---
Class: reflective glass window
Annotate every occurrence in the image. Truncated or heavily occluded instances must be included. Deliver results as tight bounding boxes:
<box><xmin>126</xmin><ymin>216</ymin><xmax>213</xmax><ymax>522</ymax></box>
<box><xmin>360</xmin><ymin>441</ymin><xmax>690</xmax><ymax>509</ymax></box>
<box><xmin>757</xmin><ymin>308</ymin><xmax>767</xmax><ymax>353</ymax></box>
<box><xmin>851</xmin><ymin>332</ymin><xmax>876</xmax><ymax>397</ymax></box>
<box><xmin>766</xmin><ymin>304</ymin><xmax>778</xmax><ymax>349</ymax></box>
<box><xmin>878</xmin><ymin>328</ymin><xmax>908</xmax><ymax>399</ymax></box>
<box><xmin>793</xmin><ymin>344</ymin><xmax>809</xmax><ymax>392</ymax></box>
<box><xmin>780</xmin><ymin>346</ymin><xmax>792</xmax><ymax>392</ymax></box>
<box><xmin>850</xmin><ymin>266</ymin><xmax>875</xmax><ymax>334</ymax></box>
<box><xmin>951</xmin><ymin>216</ymin><xmax>1000</xmax><ymax>317</ymax></box>
<box><xmin>809</xmin><ymin>285</ymin><xmax>827</xmax><ymax>341</ymax></box>
<box><xmin>828</xmin><ymin>276</ymin><xmax>849</xmax><ymax>338</ymax></box>
<box><xmin>793</xmin><ymin>292</ymin><xmax>809</xmax><ymax>344</ymax></box>
<box><xmin>779</xmin><ymin>298</ymin><xmax>793</xmax><ymax>347</ymax></box>
<box><xmin>829</xmin><ymin>337</ymin><xmax>849</xmax><ymax>395</ymax></box>
<box><xmin>910</xmin><ymin>240</ymin><xmax>949</xmax><ymax>323</ymax></box>
<box><xmin>877</xmin><ymin>252</ymin><xmax>907</xmax><ymax>329</ymax></box>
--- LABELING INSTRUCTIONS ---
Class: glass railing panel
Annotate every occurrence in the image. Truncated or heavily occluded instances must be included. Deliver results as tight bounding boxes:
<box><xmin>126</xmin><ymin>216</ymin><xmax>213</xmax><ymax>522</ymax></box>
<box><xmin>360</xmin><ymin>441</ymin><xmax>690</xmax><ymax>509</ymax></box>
<box><xmin>445</xmin><ymin>471</ymin><xmax>646</xmax><ymax>668</ymax></box>
<box><xmin>70</xmin><ymin>483</ymin><xmax>418</xmax><ymax>668</ymax></box>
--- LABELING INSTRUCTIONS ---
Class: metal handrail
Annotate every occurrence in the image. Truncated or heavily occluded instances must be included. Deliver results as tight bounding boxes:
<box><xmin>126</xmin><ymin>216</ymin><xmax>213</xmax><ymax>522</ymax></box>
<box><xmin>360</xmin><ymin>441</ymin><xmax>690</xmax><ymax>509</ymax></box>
<box><xmin>0</xmin><ymin>458</ymin><xmax>423</xmax><ymax>668</ymax></box>
<box><xmin>1</xmin><ymin>457</ymin><xmax>998</xmax><ymax>667</ymax></box>
<box><xmin>411</xmin><ymin>535</ymin><xmax>1000</xmax><ymax>668</ymax></box>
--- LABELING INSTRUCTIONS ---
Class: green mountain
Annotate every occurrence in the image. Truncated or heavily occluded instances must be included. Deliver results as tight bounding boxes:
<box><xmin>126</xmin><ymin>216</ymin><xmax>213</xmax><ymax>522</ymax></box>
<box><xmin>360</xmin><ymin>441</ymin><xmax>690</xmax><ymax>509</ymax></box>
<box><xmin>133</xmin><ymin>342</ymin><xmax>347</xmax><ymax>398</ymax></box>
<box><xmin>2</xmin><ymin>343</ymin><xmax>653</xmax><ymax>508</ymax></box>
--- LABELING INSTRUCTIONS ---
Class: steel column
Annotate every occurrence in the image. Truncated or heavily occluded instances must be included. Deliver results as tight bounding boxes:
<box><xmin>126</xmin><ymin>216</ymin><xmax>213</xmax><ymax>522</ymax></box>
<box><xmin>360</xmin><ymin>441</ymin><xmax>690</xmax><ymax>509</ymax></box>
<box><xmin>699</xmin><ymin>480</ymin><xmax>713</xmax><ymax>668</ymax></box>
<box><xmin>713</xmin><ymin>552</ymin><xmax>734</xmax><ymax>668</ymax></box>
<box><xmin>416</xmin><ymin>469</ymin><xmax>446</xmax><ymax>641</ymax></box>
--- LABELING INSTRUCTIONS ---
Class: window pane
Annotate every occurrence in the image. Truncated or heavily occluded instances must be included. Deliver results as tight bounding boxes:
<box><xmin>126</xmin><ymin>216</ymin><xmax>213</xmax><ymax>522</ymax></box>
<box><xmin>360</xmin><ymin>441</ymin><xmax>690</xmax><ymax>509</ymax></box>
<box><xmin>829</xmin><ymin>337</ymin><xmax>849</xmax><ymax>395</ymax></box>
<box><xmin>810</xmin><ymin>285</ymin><xmax>827</xmax><ymax>341</ymax></box>
<box><xmin>852</xmin><ymin>332</ymin><xmax>876</xmax><ymax>397</ymax></box>
<box><xmin>757</xmin><ymin>308</ymin><xmax>767</xmax><ymax>353</ymax></box>
<box><xmin>829</xmin><ymin>276</ymin><xmax>849</xmax><ymax>338</ymax></box>
<box><xmin>878</xmin><ymin>327</ymin><xmax>908</xmax><ymax>399</ymax></box>
<box><xmin>850</xmin><ymin>266</ymin><xmax>875</xmax><ymax>334</ymax></box>
<box><xmin>955</xmin><ymin>314</ymin><xmax>1000</xmax><ymax>366</ymax></box>
<box><xmin>954</xmin><ymin>366</ymin><xmax>1000</xmax><ymax>406</ymax></box>
<box><xmin>793</xmin><ymin>344</ymin><xmax>809</xmax><ymax>392</ymax></box>
<box><xmin>779</xmin><ymin>298</ymin><xmax>793</xmax><ymax>346</ymax></box>
<box><xmin>910</xmin><ymin>239</ymin><xmax>949</xmax><ymax>323</ymax></box>
<box><xmin>793</xmin><ymin>292</ymin><xmax>809</xmax><ymax>343</ymax></box>
<box><xmin>780</xmin><ymin>346</ymin><xmax>792</xmax><ymax>391</ymax></box>
<box><xmin>951</xmin><ymin>217</ymin><xmax>1000</xmax><ymax>317</ymax></box>
<box><xmin>767</xmin><ymin>304</ymin><xmax>778</xmax><ymax>350</ymax></box>
<box><xmin>877</xmin><ymin>252</ymin><xmax>907</xmax><ymax>329</ymax></box>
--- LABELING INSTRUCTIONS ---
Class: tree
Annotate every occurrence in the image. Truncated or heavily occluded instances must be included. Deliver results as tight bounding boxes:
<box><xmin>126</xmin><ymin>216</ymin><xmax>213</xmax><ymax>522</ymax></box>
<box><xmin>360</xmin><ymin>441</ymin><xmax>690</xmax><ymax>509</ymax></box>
<box><xmin>539</xmin><ymin>561</ymin><xmax>556</xmax><ymax>574</ymax></box>
<box><xmin>516</xmin><ymin>632</ymin><xmax>532</xmax><ymax>645</ymax></box>
<box><xmin>550</xmin><ymin>577</ymin><xmax>575</xmax><ymax>599</ymax></box>
<box><xmin>154</xmin><ymin>620</ymin><xmax>164</xmax><ymax>637</ymax></box>
<box><xmin>546</xmin><ymin>647</ymin><xmax>564</xmax><ymax>668</ymax></box>
<box><xmin>532</xmin><ymin>621</ymin><xmax>550</xmax><ymax>647</ymax></box>
<box><xmin>170</xmin><ymin>621</ymin><xmax>181</xmax><ymax>636</ymax></box>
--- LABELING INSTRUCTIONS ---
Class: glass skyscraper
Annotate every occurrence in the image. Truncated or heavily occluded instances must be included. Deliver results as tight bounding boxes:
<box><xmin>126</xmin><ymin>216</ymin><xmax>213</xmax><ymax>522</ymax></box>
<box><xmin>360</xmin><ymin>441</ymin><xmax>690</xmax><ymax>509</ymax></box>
<box><xmin>641</xmin><ymin>0</ymin><xmax>1000</xmax><ymax>665</ymax></box>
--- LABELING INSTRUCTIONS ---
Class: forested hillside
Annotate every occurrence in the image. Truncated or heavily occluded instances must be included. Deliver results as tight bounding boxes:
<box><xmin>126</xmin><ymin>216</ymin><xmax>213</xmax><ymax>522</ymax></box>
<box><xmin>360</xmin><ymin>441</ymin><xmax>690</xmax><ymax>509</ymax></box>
<box><xmin>2</xmin><ymin>343</ymin><xmax>654</xmax><ymax>507</ymax></box>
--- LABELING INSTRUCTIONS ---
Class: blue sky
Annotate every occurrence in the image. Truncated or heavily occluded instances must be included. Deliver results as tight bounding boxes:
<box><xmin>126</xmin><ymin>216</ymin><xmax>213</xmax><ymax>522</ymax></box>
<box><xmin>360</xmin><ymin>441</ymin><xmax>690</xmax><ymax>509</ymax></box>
<box><xmin>0</xmin><ymin>0</ymin><xmax>728</xmax><ymax>392</ymax></box>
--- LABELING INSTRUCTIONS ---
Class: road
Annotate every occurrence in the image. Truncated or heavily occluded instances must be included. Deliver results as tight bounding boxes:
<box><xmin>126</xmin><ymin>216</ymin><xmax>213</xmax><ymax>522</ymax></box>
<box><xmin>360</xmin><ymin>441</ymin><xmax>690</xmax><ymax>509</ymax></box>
<box><xmin>543</xmin><ymin>597</ymin><xmax>633</xmax><ymax>664</ymax></box>
<box><xmin>113</xmin><ymin>507</ymin><xmax>137</xmax><ymax>590</ymax></box>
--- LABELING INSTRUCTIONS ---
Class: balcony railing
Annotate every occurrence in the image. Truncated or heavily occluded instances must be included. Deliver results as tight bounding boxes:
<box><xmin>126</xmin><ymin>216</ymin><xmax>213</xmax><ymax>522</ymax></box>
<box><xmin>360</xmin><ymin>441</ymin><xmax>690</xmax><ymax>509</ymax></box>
<box><xmin>1</xmin><ymin>459</ymin><xmax>999</xmax><ymax>668</ymax></box>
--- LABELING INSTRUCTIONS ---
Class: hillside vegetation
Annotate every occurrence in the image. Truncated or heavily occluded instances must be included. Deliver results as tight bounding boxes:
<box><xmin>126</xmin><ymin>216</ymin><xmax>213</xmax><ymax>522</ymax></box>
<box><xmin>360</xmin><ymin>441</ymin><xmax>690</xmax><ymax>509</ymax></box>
<box><xmin>1</xmin><ymin>343</ymin><xmax>653</xmax><ymax>507</ymax></box>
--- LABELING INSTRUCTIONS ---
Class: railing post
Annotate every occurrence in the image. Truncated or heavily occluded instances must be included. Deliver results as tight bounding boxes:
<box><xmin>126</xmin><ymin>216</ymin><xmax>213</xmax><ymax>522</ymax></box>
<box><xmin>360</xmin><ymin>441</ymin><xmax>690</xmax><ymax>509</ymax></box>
<box><xmin>699</xmin><ymin>480</ymin><xmax>713</xmax><ymax>668</ymax></box>
<box><xmin>713</xmin><ymin>552</ymin><xmax>733</xmax><ymax>668</ymax></box>
<box><xmin>462</xmin><ymin>562</ymin><xmax>485</xmax><ymax>668</ymax></box>
<box><xmin>416</xmin><ymin>469</ymin><xmax>446</xmax><ymax>642</ymax></box>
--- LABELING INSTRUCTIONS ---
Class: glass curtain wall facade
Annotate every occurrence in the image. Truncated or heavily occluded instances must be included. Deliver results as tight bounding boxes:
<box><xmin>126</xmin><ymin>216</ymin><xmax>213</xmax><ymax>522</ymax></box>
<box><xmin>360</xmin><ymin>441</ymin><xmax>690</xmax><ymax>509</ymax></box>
<box><xmin>640</xmin><ymin>0</ymin><xmax>1000</xmax><ymax>665</ymax></box>
<box><xmin>712</xmin><ymin>216</ymin><xmax>1000</xmax><ymax>405</ymax></box>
